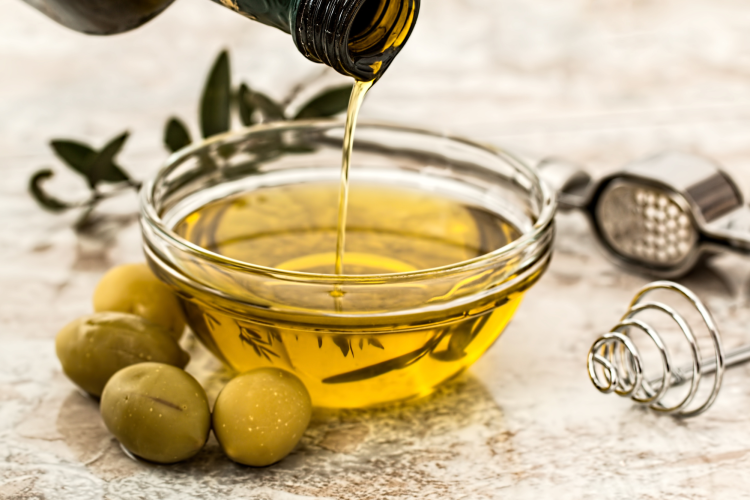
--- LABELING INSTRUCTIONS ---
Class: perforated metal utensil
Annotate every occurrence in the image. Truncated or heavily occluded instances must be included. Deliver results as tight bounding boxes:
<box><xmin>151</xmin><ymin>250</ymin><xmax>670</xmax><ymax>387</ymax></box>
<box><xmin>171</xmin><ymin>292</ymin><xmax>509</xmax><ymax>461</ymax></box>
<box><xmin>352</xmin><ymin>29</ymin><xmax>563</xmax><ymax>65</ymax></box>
<box><xmin>539</xmin><ymin>152</ymin><xmax>750</xmax><ymax>277</ymax></box>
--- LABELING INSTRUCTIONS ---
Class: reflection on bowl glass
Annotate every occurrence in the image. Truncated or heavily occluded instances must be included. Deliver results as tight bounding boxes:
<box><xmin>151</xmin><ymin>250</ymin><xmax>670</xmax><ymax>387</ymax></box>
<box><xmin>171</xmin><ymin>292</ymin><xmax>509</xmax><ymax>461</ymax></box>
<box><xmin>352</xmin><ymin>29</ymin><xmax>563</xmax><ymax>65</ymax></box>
<box><xmin>141</xmin><ymin>121</ymin><xmax>555</xmax><ymax>408</ymax></box>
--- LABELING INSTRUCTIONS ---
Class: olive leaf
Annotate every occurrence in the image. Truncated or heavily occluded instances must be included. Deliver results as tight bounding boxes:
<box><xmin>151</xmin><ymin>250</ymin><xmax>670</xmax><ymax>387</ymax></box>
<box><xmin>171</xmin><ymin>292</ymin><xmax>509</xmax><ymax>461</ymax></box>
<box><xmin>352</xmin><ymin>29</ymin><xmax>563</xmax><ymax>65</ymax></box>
<box><xmin>164</xmin><ymin>117</ymin><xmax>192</xmax><ymax>153</ymax></box>
<box><xmin>281</xmin><ymin>144</ymin><xmax>318</xmax><ymax>154</ymax></box>
<box><xmin>165</xmin><ymin>150</ymin><xmax>219</xmax><ymax>194</ymax></box>
<box><xmin>28</xmin><ymin>169</ymin><xmax>76</xmax><ymax>212</ymax></box>
<box><xmin>430</xmin><ymin>315</ymin><xmax>491</xmax><ymax>362</ymax></box>
<box><xmin>238</xmin><ymin>83</ymin><xmax>256</xmax><ymax>126</ymax></box>
<box><xmin>217</xmin><ymin>143</ymin><xmax>237</xmax><ymax>159</ymax></box>
<box><xmin>332</xmin><ymin>335</ymin><xmax>352</xmax><ymax>358</ymax></box>
<box><xmin>357</xmin><ymin>337</ymin><xmax>385</xmax><ymax>350</ymax></box>
<box><xmin>50</xmin><ymin>139</ymin><xmax>130</xmax><ymax>188</ymax></box>
<box><xmin>323</xmin><ymin>333</ymin><xmax>446</xmax><ymax>385</ymax></box>
<box><xmin>72</xmin><ymin>205</ymin><xmax>99</xmax><ymax>233</ymax></box>
<box><xmin>368</xmin><ymin>338</ymin><xmax>384</xmax><ymax>349</ymax></box>
<box><xmin>88</xmin><ymin>132</ymin><xmax>131</xmax><ymax>186</ymax></box>
<box><xmin>200</xmin><ymin>50</ymin><xmax>231</xmax><ymax>139</ymax></box>
<box><xmin>50</xmin><ymin>140</ymin><xmax>96</xmax><ymax>178</ymax></box>
<box><xmin>238</xmin><ymin>325</ymin><xmax>280</xmax><ymax>362</ymax></box>
<box><xmin>245</xmin><ymin>89</ymin><xmax>285</xmax><ymax>122</ymax></box>
<box><xmin>294</xmin><ymin>85</ymin><xmax>353</xmax><ymax>119</ymax></box>
<box><xmin>204</xmin><ymin>312</ymin><xmax>221</xmax><ymax>330</ymax></box>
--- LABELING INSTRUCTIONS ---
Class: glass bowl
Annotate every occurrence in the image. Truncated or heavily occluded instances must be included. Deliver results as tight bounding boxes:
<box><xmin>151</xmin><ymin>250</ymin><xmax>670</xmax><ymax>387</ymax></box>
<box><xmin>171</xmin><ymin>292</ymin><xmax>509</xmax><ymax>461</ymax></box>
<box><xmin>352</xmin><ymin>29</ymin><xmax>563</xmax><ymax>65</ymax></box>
<box><xmin>140</xmin><ymin>121</ymin><xmax>556</xmax><ymax>408</ymax></box>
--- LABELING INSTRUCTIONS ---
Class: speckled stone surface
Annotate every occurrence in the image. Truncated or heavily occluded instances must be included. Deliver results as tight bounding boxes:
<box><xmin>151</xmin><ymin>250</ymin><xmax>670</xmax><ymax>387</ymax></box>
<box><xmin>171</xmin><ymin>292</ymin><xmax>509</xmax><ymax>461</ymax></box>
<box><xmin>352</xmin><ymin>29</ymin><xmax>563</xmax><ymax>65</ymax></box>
<box><xmin>5</xmin><ymin>0</ymin><xmax>750</xmax><ymax>498</ymax></box>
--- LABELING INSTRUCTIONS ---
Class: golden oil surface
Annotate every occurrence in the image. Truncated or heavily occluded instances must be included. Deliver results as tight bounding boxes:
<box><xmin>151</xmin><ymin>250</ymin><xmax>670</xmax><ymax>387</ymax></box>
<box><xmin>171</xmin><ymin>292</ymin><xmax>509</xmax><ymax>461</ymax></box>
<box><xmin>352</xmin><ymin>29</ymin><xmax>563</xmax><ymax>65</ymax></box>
<box><xmin>172</xmin><ymin>182</ymin><xmax>533</xmax><ymax>408</ymax></box>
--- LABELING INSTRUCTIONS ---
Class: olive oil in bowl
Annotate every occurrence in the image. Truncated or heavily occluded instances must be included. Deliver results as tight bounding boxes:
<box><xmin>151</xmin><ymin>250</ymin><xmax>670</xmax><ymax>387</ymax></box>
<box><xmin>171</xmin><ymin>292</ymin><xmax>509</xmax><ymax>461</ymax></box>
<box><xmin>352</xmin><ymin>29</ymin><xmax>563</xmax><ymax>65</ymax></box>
<box><xmin>141</xmin><ymin>122</ymin><xmax>555</xmax><ymax>408</ymax></box>
<box><xmin>175</xmin><ymin>182</ymin><xmax>521</xmax><ymax>276</ymax></box>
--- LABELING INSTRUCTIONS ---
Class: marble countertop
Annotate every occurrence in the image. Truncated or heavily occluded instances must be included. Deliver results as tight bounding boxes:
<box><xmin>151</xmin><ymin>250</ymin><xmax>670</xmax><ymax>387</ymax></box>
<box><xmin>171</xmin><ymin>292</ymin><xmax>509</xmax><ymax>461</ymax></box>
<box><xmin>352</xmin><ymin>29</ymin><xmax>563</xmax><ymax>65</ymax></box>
<box><xmin>5</xmin><ymin>0</ymin><xmax>750</xmax><ymax>498</ymax></box>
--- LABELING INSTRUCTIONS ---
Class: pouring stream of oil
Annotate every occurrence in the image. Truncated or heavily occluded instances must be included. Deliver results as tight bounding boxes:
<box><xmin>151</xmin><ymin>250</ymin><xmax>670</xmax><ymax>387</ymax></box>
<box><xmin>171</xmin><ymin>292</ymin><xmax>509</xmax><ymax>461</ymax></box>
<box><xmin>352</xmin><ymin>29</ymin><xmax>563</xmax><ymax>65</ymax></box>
<box><xmin>335</xmin><ymin>79</ymin><xmax>374</xmax><ymax>276</ymax></box>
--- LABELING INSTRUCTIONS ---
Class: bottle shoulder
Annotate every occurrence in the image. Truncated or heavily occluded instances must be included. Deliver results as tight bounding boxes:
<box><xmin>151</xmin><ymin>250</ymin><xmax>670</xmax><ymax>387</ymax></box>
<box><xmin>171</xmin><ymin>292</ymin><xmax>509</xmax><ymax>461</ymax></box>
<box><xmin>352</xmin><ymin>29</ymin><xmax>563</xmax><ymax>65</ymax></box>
<box><xmin>22</xmin><ymin>0</ymin><xmax>177</xmax><ymax>34</ymax></box>
<box><xmin>228</xmin><ymin>0</ymin><xmax>298</xmax><ymax>33</ymax></box>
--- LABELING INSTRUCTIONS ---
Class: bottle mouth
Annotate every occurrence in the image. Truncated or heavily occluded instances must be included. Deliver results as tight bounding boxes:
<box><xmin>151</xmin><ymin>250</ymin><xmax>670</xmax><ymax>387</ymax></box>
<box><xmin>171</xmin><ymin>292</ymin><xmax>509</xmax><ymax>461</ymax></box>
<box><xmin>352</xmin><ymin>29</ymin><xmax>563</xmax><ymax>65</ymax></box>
<box><xmin>294</xmin><ymin>0</ymin><xmax>420</xmax><ymax>81</ymax></box>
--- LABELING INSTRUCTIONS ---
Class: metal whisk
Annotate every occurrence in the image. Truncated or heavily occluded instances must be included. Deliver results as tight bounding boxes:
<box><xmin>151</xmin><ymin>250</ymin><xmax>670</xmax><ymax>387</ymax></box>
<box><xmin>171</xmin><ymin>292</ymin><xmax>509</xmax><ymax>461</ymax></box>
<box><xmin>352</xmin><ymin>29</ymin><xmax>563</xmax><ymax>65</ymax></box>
<box><xmin>587</xmin><ymin>281</ymin><xmax>750</xmax><ymax>418</ymax></box>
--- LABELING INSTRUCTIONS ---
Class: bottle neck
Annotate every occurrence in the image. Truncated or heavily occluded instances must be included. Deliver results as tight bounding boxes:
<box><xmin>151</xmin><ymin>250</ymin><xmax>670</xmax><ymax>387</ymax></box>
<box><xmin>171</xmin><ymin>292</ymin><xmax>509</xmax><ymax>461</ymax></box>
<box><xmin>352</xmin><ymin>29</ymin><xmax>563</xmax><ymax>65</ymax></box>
<box><xmin>292</xmin><ymin>0</ymin><xmax>420</xmax><ymax>82</ymax></box>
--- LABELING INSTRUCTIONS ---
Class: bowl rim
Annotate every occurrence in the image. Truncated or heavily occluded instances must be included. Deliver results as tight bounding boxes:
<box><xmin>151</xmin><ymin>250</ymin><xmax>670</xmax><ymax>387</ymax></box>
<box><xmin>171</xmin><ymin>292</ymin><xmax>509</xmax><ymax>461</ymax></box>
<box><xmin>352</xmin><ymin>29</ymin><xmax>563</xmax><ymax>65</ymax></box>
<box><xmin>140</xmin><ymin>119</ymin><xmax>557</xmax><ymax>285</ymax></box>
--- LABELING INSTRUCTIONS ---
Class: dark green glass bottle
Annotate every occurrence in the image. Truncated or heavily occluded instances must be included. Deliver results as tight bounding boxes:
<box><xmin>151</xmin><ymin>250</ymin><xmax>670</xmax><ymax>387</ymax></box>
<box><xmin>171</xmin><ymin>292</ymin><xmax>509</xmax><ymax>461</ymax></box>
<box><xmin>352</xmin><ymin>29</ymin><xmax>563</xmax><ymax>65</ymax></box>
<box><xmin>22</xmin><ymin>0</ymin><xmax>420</xmax><ymax>81</ymax></box>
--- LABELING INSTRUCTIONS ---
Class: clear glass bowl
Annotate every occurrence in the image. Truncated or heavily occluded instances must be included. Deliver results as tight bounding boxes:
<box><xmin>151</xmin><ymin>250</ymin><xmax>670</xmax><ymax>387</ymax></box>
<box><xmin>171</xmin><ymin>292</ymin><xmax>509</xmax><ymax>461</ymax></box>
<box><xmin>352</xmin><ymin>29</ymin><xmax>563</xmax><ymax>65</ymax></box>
<box><xmin>140</xmin><ymin>121</ymin><xmax>556</xmax><ymax>408</ymax></box>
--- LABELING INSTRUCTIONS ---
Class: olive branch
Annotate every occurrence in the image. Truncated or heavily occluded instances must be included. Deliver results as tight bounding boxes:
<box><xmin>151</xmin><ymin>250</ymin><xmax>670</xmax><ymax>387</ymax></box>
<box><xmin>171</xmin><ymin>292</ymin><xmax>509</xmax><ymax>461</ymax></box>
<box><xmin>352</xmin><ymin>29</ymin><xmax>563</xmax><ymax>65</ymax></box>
<box><xmin>29</xmin><ymin>49</ymin><xmax>353</xmax><ymax>233</ymax></box>
<box><xmin>237</xmin><ymin>324</ymin><xmax>281</xmax><ymax>362</ymax></box>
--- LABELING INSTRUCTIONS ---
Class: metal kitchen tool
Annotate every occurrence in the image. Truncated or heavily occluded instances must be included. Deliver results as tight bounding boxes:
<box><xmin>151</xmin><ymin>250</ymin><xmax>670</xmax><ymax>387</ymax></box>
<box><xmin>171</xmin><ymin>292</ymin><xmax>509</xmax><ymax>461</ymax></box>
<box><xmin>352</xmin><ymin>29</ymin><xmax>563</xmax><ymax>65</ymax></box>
<box><xmin>539</xmin><ymin>151</ymin><xmax>750</xmax><ymax>277</ymax></box>
<box><xmin>587</xmin><ymin>281</ymin><xmax>750</xmax><ymax>418</ymax></box>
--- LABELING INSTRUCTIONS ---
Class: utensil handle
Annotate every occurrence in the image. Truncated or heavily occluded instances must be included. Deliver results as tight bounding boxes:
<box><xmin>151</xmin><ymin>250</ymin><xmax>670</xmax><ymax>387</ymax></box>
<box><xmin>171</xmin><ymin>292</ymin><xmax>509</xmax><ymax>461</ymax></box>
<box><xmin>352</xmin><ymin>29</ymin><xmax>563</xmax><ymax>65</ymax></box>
<box><xmin>703</xmin><ymin>207</ymin><xmax>750</xmax><ymax>254</ymax></box>
<box><xmin>536</xmin><ymin>157</ymin><xmax>592</xmax><ymax>211</ymax></box>
<box><xmin>651</xmin><ymin>343</ymin><xmax>750</xmax><ymax>387</ymax></box>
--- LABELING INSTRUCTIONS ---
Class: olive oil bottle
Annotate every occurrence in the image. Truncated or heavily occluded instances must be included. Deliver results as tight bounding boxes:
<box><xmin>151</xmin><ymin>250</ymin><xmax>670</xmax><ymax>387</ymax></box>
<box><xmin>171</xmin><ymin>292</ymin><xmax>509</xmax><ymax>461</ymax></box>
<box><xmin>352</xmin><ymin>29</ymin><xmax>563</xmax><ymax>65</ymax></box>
<box><xmin>22</xmin><ymin>0</ymin><xmax>420</xmax><ymax>81</ymax></box>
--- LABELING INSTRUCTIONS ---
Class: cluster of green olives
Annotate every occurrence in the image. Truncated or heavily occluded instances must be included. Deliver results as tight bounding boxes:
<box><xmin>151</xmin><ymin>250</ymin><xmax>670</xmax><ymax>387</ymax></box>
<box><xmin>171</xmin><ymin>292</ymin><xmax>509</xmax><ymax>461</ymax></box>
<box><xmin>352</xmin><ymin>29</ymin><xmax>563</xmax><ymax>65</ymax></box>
<box><xmin>55</xmin><ymin>263</ymin><xmax>312</xmax><ymax>466</ymax></box>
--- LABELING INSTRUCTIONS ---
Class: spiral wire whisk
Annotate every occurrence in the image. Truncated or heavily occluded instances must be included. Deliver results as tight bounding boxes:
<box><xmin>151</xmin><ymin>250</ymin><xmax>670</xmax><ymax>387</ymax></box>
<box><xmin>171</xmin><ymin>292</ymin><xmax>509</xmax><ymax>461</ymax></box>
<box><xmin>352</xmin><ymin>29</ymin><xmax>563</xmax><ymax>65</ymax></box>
<box><xmin>587</xmin><ymin>281</ymin><xmax>750</xmax><ymax>418</ymax></box>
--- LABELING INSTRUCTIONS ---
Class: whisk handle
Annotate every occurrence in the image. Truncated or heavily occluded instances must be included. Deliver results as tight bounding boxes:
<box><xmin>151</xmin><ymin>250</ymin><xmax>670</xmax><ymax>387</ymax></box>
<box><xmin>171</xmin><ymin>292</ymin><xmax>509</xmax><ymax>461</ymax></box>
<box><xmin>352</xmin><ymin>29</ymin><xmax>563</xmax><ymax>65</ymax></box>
<box><xmin>651</xmin><ymin>344</ymin><xmax>750</xmax><ymax>388</ymax></box>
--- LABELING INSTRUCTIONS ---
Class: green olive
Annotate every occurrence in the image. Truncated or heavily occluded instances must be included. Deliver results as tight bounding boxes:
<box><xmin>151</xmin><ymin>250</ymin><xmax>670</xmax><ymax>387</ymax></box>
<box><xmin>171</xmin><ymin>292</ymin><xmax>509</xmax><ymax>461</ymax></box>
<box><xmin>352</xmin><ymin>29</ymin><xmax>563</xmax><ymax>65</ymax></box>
<box><xmin>100</xmin><ymin>363</ymin><xmax>211</xmax><ymax>464</ymax></box>
<box><xmin>55</xmin><ymin>312</ymin><xmax>190</xmax><ymax>397</ymax></box>
<box><xmin>212</xmin><ymin>368</ymin><xmax>312</xmax><ymax>467</ymax></box>
<box><xmin>93</xmin><ymin>263</ymin><xmax>185</xmax><ymax>340</ymax></box>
